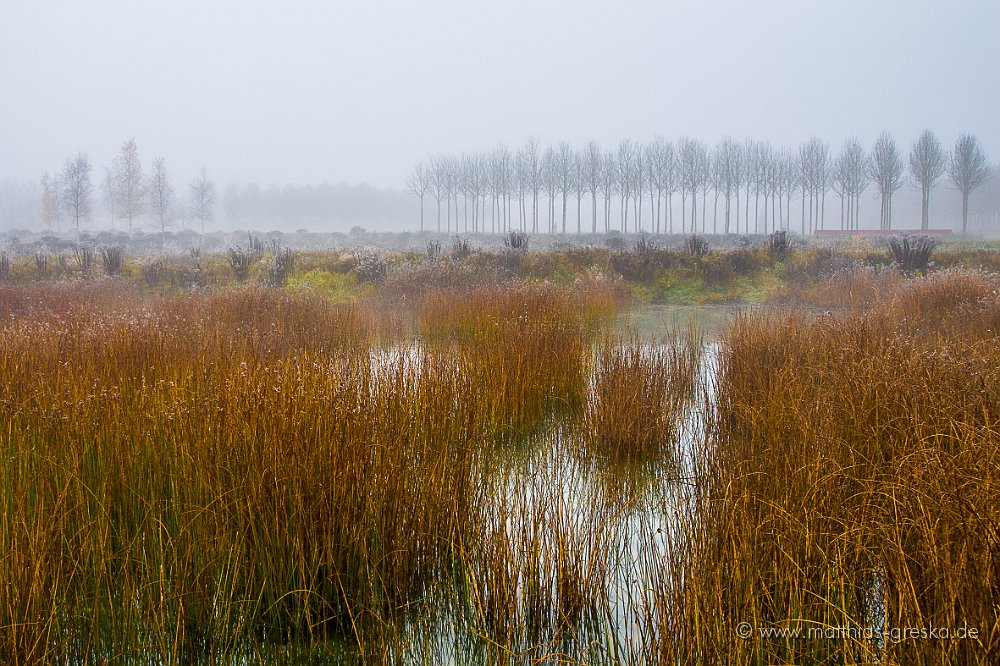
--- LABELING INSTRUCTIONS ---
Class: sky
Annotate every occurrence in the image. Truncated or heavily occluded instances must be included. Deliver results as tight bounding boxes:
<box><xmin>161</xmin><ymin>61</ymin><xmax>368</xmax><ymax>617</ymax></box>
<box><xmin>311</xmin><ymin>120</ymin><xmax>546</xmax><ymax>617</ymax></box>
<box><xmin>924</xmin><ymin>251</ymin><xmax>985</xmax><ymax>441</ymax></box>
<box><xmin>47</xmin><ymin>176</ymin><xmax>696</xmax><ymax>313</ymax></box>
<box><xmin>1</xmin><ymin>0</ymin><xmax>998</xmax><ymax>190</ymax></box>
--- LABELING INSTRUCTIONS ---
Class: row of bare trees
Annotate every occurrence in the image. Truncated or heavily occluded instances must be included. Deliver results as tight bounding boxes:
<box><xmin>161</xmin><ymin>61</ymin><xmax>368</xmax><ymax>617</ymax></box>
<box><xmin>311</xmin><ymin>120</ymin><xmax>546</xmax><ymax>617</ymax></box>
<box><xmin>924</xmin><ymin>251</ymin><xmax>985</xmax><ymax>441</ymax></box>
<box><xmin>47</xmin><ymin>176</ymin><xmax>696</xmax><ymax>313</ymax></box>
<box><xmin>408</xmin><ymin>132</ymin><xmax>993</xmax><ymax>235</ymax></box>
<box><xmin>40</xmin><ymin>140</ymin><xmax>217</xmax><ymax>248</ymax></box>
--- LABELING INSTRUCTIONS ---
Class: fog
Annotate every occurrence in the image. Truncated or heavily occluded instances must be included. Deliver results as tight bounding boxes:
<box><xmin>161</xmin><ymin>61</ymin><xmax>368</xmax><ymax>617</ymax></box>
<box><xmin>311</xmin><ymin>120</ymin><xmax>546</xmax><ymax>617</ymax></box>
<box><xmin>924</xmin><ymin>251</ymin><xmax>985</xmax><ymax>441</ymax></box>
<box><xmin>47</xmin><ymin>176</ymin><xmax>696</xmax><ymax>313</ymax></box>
<box><xmin>1</xmin><ymin>0</ymin><xmax>998</xmax><ymax>233</ymax></box>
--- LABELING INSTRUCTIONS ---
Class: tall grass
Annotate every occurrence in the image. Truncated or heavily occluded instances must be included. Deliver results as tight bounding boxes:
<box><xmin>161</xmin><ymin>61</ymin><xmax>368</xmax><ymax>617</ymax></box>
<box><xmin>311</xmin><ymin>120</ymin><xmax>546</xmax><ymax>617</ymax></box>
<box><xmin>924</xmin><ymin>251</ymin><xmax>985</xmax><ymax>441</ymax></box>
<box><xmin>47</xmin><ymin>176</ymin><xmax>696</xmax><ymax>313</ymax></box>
<box><xmin>0</xmin><ymin>280</ymin><xmax>633</xmax><ymax>663</ymax></box>
<box><xmin>0</xmin><ymin>284</ymin><xmax>471</xmax><ymax>662</ymax></box>
<box><xmin>418</xmin><ymin>282</ymin><xmax>622</xmax><ymax>440</ymax></box>
<box><xmin>663</xmin><ymin>269</ymin><xmax>1000</xmax><ymax>664</ymax></box>
<box><xmin>584</xmin><ymin>333</ymin><xmax>701</xmax><ymax>462</ymax></box>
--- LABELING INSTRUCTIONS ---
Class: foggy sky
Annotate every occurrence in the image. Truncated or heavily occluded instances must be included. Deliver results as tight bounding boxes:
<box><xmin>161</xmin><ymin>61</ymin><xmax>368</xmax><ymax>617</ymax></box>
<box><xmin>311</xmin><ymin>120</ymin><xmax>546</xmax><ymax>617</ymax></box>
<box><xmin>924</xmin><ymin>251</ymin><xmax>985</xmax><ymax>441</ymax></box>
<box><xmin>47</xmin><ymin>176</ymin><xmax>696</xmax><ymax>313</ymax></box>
<box><xmin>2</xmin><ymin>0</ymin><xmax>998</xmax><ymax>190</ymax></box>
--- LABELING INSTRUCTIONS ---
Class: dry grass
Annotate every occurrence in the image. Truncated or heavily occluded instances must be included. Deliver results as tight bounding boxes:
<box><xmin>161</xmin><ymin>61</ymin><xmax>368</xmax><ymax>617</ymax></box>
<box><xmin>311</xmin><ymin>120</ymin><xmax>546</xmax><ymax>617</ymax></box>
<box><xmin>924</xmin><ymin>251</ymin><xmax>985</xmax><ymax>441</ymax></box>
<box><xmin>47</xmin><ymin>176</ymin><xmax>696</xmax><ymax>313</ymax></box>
<box><xmin>662</xmin><ymin>269</ymin><xmax>1000</xmax><ymax>664</ymax></box>
<box><xmin>583</xmin><ymin>333</ymin><xmax>701</xmax><ymax>462</ymax></box>
<box><xmin>0</xmin><ymin>279</ymin><xmax>631</xmax><ymax>664</ymax></box>
<box><xmin>418</xmin><ymin>281</ymin><xmax>622</xmax><ymax>440</ymax></box>
<box><xmin>4</xmin><ymin>265</ymin><xmax>997</xmax><ymax>664</ymax></box>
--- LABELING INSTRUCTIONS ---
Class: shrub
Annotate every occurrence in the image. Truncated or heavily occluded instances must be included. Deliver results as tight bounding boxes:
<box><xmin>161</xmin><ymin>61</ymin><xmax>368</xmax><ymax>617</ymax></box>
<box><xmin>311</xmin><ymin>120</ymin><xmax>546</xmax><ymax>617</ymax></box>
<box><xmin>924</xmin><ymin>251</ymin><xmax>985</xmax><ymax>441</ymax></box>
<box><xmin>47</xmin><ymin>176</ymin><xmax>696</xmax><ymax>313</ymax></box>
<box><xmin>353</xmin><ymin>252</ymin><xmax>388</xmax><ymax>285</ymax></box>
<box><xmin>503</xmin><ymin>230</ymin><xmax>529</xmax><ymax>252</ymax></box>
<box><xmin>887</xmin><ymin>234</ymin><xmax>935</xmax><ymax>274</ymax></box>
<box><xmin>100</xmin><ymin>245</ymin><xmax>125</xmax><ymax>277</ymax></box>
<box><xmin>634</xmin><ymin>234</ymin><xmax>657</xmax><ymax>256</ymax></box>
<box><xmin>426</xmin><ymin>240</ymin><xmax>442</xmax><ymax>261</ymax></box>
<box><xmin>501</xmin><ymin>231</ymin><xmax>529</xmax><ymax>269</ymax></box>
<box><xmin>765</xmin><ymin>229</ymin><xmax>789</xmax><ymax>256</ymax></box>
<box><xmin>140</xmin><ymin>260</ymin><xmax>167</xmax><ymax>289</ymax></box>
<box><xmin>228</xmin><ymin>246</ymin><xmax>255</xmax><ymax>283</ymax></box>
<box><xmin>74</xmin><ymin>244</ymin><xmax>95</xmax><ymax>273</ymax></box>
<box><xmin>267</xmin><ymin>248</ymin><xmax>296</xmax><ymax>287</ymax></box>
<box><xmin>451</xmin><ymin>236</ymin><xmax>472</xmax><ymax>261</ymax></box>
<box><xmin>684</xmin><ymin>234</ymin><xmax>709</xmax><ymax>258</ymax></box>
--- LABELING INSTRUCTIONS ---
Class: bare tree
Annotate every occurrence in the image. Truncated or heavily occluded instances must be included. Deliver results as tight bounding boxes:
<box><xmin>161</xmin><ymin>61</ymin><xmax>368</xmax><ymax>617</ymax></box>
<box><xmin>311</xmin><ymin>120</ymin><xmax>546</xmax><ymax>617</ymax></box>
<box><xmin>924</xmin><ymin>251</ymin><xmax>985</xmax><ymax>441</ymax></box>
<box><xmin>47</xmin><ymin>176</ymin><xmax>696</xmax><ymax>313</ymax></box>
<box><xmin>776</xmin><ymin>150</ymin><xmax>797</xmax><ymax>231</ymax></box>
<box><xmin>542</xmin><ymin>147</ymin><xmax>559</xmax><ymax>233</ymax></box>
<box><xmin>798</xmin><ymin>138</ymin><xmax>831</xmax><ymax>234</ymax></box>
<box><xmin>869</xmin><ymin>132</ymin><xmax>905</xmax><ymax>231</ymax></box>
<box><xmin>582</xmin><ymin>141</ymin><xmax>602</xmax><ymax>234</ymax></box>
<box><xmin>555</xmin><ymin>142</ymin><xmax>574</xmax><ymax>233</ymax></box>
<box><xmin>149</xmin><ymin>157</ymin><xmax>174</xmax><ymax>252</ymax></box>
<box><xmin>759</xmin><ymin>144</ymin><xmax>778</xmax><ymax>234</ymax></box>
<box><xmin>678</xmin><ymin>137</ymin><xmax>708</xmax><ymax>234</ymax></box>
<box><xmin>832</xmin><ymin>139</ymin><xmax>869</xmax><ymax>230</ymax></box>
<box><xmin>40</xmin><ymin>172</ymin><xmax>61</xmax><ymax>233</ymax></box>
<box><xmin>189</xmin><ymin>167</ymin><xmax>216</xmax><ymax>246</ymax></box>
<box><xmin>429</xmin><ymin>154</ymin><xmax>448</xmax><ymax>232</ymax></box>
<box><xmin>523</xmin><ymin>138</ymin><xmax>542</xmax><ymax>233</ymax></box>
<box><xmin>460</xmin><ymin>155</ymin><xmax>482</xmax><ymax>233</ymax></box>
<box><xmin>475</xmin><ymin>153</ymin><xmax>491</xmax><ymax>233</ymax></box>
<box><xmin>633</xmin><ymin>144</ymin><xmax>647</xmax><ymax>233</ymax></box>
<box><xmin>514</xmin><ymin>148</ymin><xmax>530</xmax><ymax>232</ymax></box>
<box><xmin>60</xmin><ymin>153</ymin><xmax>93</xmax><ymax>241</ymax></box>
<box><xmin>493</xmin><ymin>146</ymin><xmax>513</xmax><ymax>233</ymax></box>
<box><xmin>406</xmin><ymin>161</ymin><xmax>433</xmax><ymax>233</ymax></box>
<box><xmin>113</xmin><ymin>138</ymin><xmax>144</xmax><ymax>238</ymax></box>
<box><xmin>439</xmin><ymin>156</ymin><xmax>458</xmax><ymax>233</ymax></box>
<box><xmin>647</xmin><ymin>138</ymin><xmax>675</xmax><ymax>234</ymax></box>
<box><xmin>741</xmin><ymin>139</ymin><xmax>758</xmax><ymax>235</ymax></box>
<box><xmin>947</xmin><ymin>134</ymin><xmax>992</xmax><ymax>233</ymax></box>
<box><xmin>599</xmin><ymin>151</ymin><xmax>617</xmax><ymax>233</ymax></box>
<box><xmin>713</xmin><ymin>139</ymin><xmax>740</xmax><ymax>234</ymax></box>
<box><xmin>616</xmin><ymin>140</ymin><xmax>637</xmax><ymax>233</ymax></box>
<box><xmin>908</xmin><ymin>130</ymin><xmax>946</xmax><ymax>231</ymax></box>
<box><xmin>572</xmin><ymin>151</ymin><xmax>586</xmax><ymax>233</ymax></box>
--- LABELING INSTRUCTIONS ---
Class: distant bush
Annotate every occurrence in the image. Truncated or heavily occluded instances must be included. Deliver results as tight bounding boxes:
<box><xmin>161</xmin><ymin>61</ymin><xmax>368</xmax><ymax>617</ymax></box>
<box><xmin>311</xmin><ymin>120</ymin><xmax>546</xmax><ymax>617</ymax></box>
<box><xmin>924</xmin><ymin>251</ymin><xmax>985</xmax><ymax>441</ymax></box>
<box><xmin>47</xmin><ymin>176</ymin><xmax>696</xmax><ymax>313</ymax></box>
<box><xmin>634</xmin><ymin>234</ymin><xmax>657</xmax><ymax>256</ymax></box>
<box><xmin>140</xmin><ymin>260</ymin><xmax>167</xmax><ymax>289</ymax></box>
<box><xmin>426</xmin><ymin>240</ymin><xmax>442</xmax><ymax>261</ymax></box>
<box><xmin>353</xmin><ymin>252</ymin><xmax>388</xmax><ymax>285</ymax></box>
<box><xmin>100</xmin><ymin>246</ymin><xmax>125</xmax><ymax>277</ymax></box>
<box><xmin>228</xmin><ymin>246</ymin><xmax>255</xmax><ymax>283</ymax></box>
<box><xmin>502</xmin><ymin>231</ymin><xmax>529</xmax><ymax>269</ymax></box>
<box><xmin>503</xmin><ymin>231</ymin><xmax>529</xmax><ymax>252</ymax></box>
<box><xmin>684</xmin><ymin>234</ymin><xmax>709</xmax><ymax>258</ymax></box>
<box><xmin>766</xmin><ymin>229</ymin><xmax>790</xmax><ymax>256</ymax></box>
<box><xmin>267</xmin><ymin>248</ymin><xmax>296</xmax><ymax>287</ymax></box>
<box><xmin>451</xmin><ymin>236</ymin><xmax>472</xmax><ymax>261</ymax></box>
<box><xmin>0</xmin><ymin>252</ymin><xmax>10</xmax><ymax>280</ymax></box>
<box><xmin>887</xmin><ymin>235</ymin><xmax>936</xmax><ymax>274</ymax></box>
<box><xmin>74</xmin><ymin>244</ymin><xmax>95</xmax><ymax>273</ymax></box>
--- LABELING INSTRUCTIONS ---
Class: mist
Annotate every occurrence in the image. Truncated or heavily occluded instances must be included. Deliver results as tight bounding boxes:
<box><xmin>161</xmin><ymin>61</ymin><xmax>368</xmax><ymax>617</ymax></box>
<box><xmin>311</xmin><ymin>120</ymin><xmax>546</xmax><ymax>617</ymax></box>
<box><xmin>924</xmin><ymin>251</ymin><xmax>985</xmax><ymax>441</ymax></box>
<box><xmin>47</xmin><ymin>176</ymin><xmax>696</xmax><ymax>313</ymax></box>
<box><xmin>1</xmin><ymin>0</ymin><xmax>998</xmax><ymax>233</ymax></box>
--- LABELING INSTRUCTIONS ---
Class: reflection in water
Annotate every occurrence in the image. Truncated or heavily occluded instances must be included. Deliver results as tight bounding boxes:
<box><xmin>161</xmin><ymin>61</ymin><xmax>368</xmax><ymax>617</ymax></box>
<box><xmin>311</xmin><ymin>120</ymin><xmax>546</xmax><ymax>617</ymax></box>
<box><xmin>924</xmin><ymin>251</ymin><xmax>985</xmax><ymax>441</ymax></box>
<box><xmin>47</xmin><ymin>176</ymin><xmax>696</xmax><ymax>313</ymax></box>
<box><xmin>362</xmin><ymin>340</ymin><xmax>721</xmax><ymax>664</ymax></box>
<box><xmin>624</xmin><ymin>303</ymin><xmax>748</xmax><ymax>339</ymax></box>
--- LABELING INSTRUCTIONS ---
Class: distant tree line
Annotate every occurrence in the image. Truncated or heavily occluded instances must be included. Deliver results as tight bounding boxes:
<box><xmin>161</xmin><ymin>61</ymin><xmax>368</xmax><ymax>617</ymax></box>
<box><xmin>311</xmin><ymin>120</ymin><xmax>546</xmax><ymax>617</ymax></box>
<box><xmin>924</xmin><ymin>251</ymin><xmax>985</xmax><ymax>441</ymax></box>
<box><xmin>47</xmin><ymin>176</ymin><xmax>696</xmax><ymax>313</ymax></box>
<box><xmin>407</xmin><ymin>131</ymin><xmax>994</xmax><ymax>235</ymax></box>
<box><xmin>37</xmin><ymin>141</ymin><xmax>215</xmax><ymax>249</ymax></box>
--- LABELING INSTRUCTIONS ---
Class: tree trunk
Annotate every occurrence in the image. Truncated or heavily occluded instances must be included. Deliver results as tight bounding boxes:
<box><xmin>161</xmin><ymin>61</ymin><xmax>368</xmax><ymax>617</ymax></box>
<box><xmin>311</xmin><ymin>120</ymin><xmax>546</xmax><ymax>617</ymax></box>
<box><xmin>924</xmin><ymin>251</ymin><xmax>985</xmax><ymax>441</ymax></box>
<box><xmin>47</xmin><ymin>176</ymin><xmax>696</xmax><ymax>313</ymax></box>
<box><xmin>962</xmin><ymin>190</ymin><xmax>969</xmax><ymax>233</ymax></box>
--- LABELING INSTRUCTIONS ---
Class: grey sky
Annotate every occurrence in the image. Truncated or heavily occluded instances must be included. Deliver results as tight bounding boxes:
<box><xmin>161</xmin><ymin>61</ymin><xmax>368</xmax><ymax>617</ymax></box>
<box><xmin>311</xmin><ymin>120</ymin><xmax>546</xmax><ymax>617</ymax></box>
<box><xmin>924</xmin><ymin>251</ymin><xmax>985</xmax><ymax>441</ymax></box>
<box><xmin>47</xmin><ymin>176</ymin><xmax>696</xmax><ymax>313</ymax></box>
<box><xmin>2</xmin><ymin>0</ymin><xmax>997</xmax><ymax>189</ymax></box>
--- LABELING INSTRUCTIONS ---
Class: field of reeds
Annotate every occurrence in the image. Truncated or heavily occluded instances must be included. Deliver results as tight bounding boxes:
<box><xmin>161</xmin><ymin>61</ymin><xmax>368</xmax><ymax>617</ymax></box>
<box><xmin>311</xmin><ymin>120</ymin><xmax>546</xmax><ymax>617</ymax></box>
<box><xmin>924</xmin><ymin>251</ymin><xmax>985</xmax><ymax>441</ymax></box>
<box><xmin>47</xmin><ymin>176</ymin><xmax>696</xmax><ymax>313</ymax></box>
<box><xmin>663</xmin><ymin>268</ymin><xmax>1000</xmax><ymax>665</ymax></box>
<box><xmin>1</xmin><ymin>245</ymin><xmax>998</xmax><ymax>664</ymax></box>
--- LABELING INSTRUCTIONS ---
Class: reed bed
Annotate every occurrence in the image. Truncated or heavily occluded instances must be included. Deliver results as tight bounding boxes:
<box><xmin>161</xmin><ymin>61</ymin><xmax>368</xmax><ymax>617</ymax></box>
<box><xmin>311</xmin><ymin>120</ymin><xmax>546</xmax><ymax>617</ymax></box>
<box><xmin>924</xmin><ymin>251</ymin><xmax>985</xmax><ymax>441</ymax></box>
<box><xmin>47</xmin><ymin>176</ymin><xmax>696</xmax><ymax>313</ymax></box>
<box><xmin>0</xmin><ymin>284</ymin><xmax>484</xmax><ymax>663</ymax></box>
<box><xmin>0</xmin><ymin>279</ymin><xmax>646</xmax><ymax>664</ymax></box>
<box><xmin>583</xmin><ymin>333</ymin><xmax>701</xmax><ymax>463</ymax></box>
<box><xmin>664</xmin><ymin>269</ymin><xmax>1000</xmax><ymax>664</ymax></box>
<box><xmin>417</xmin><ymin>282</ymin><xmax>621</xmax><ymax>440</ymax></box>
